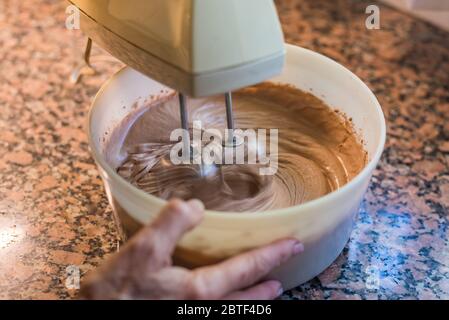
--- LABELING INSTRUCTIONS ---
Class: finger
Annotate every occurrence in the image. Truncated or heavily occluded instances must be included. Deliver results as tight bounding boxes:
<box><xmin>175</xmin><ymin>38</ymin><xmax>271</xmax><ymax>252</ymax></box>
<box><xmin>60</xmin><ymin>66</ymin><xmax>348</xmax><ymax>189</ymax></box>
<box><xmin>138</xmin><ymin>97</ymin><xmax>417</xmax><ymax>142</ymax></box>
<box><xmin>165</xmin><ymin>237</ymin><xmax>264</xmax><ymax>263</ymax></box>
<box><xmin>190</xmin><ymin>239</ymin><xmax>303</xmax><ymax>299</ymax></box>
<box><xmin>137</xmin><ymin>198</ymin><xmax>205</xmax><ymax>255</ymax></box>
<box><xmin>223</xmin><ymin>280</ymin><xmax>283</xmax><ymax>300</ymax></box>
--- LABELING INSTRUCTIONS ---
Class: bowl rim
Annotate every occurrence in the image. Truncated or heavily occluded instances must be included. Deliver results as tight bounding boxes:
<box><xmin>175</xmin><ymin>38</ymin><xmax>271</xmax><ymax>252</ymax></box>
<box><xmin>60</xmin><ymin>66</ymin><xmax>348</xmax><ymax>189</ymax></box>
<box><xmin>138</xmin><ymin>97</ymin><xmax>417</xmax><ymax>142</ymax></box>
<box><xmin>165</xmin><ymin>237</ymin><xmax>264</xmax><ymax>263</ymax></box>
<box><xmin>87</xmin><ymin>44</ymin><xmax>386</xmax><ymax>221</ymax></box>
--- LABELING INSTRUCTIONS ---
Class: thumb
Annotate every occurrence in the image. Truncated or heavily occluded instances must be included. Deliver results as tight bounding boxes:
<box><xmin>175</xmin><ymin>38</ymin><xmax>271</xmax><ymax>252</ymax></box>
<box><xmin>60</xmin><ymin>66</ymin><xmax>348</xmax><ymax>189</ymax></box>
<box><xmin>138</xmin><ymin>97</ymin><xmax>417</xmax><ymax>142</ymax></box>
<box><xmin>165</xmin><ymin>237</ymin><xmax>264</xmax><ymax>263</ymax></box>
<box><xmin>139</xmin><ymin>198</ymin><xmax>205</xmax><ymax>257</ymax></box>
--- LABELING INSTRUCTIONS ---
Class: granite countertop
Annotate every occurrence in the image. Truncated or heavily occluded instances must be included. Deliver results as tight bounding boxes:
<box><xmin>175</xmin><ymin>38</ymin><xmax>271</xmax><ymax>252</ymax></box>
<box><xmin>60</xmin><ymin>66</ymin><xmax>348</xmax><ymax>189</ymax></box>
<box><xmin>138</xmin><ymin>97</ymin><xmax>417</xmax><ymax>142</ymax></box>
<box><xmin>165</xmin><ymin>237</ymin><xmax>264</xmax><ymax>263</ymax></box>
<box><xmin>0</xmin><ymin>0</ymin><xmax>448</xmax><ymax>300</ymax></box>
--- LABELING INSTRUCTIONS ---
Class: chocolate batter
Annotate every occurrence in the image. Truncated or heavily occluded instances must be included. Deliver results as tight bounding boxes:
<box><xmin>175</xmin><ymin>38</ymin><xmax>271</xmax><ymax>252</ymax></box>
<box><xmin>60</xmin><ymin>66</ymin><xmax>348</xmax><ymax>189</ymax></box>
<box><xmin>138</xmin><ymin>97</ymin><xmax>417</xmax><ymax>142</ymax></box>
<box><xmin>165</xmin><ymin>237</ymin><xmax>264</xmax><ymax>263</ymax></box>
<box><xmin>105</xmin><ymin>83</ymin><xmax>367</xmax><ymax>212</ymax></box>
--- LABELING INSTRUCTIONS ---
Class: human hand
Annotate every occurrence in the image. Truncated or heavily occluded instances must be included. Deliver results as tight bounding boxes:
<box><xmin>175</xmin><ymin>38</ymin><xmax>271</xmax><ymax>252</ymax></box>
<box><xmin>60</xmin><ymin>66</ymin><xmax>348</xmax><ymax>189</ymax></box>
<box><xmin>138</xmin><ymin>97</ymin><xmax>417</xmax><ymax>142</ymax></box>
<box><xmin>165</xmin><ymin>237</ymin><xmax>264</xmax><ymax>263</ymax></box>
<box><xmin>79</xmin><ymin>199</ymin><xmax>304</xmax><ymax>300</ymax></box>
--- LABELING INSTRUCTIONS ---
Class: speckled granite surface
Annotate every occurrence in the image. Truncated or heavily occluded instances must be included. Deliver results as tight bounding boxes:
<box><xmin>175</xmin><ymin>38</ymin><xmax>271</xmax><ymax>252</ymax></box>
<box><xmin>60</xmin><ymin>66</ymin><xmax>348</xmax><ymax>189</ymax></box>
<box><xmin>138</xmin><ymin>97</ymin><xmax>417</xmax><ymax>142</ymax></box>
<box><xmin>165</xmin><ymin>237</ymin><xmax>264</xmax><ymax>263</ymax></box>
<box><xmin>0</xmin><ymin>0</ymin><xmax>448</xmax><ymax>300</ymax></box>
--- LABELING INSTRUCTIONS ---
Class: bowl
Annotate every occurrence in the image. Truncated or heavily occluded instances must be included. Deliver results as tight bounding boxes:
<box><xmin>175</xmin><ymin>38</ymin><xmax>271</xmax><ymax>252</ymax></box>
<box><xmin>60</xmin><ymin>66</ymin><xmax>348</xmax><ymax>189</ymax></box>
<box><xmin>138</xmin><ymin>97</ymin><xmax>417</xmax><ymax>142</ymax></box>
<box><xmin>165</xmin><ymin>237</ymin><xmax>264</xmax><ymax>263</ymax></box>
<box><xmin>87</xmin><ymin>44</ymin><xmax>386</xmax><ymax>290</ymax></box>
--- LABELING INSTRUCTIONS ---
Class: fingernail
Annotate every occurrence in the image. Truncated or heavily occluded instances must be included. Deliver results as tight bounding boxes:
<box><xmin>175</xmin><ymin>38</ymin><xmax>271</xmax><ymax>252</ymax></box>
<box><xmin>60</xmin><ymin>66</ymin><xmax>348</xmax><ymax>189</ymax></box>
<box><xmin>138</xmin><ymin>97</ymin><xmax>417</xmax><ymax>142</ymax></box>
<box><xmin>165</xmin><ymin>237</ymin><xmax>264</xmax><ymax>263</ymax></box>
<box><xmin>188</xmin><ymin>199</ymin><xmax>205</xmax><ymax>211</ymax></box>
<box><xmin>292</xmin><ymin>242</ymin><xmax>304</xmax><ymax>254</ymax></box>
<box><xmin>277</xmin><ymin>286</ymin><xmax>284</xmax><ymax>297</ymax></box>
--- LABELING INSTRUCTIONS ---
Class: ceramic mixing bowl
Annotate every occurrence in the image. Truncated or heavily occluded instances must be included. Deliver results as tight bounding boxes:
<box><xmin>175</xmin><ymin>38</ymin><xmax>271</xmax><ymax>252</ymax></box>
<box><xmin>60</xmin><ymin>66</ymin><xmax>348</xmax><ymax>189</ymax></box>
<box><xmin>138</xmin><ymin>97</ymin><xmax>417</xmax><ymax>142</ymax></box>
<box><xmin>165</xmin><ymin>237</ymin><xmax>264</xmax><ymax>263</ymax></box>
<box><xmin>87</xmin><ymin>44</ymin><xmax>386</xmax><ymax>290</ymax></box>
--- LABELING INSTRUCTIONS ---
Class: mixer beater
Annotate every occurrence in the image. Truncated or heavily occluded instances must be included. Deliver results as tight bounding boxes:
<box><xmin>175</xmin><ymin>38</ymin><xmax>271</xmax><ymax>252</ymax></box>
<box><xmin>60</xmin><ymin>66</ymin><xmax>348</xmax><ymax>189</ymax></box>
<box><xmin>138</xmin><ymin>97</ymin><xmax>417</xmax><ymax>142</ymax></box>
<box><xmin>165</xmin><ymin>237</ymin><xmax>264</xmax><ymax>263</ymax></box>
<box><xmin>178</xmin><ymin>92</ymin><xmax>235</xmax><ymax>150</ymax></box>
<box><xmin>177</xmin><ymin>91</ymin><xmax>237</xmax><ymax>192</ymax></box>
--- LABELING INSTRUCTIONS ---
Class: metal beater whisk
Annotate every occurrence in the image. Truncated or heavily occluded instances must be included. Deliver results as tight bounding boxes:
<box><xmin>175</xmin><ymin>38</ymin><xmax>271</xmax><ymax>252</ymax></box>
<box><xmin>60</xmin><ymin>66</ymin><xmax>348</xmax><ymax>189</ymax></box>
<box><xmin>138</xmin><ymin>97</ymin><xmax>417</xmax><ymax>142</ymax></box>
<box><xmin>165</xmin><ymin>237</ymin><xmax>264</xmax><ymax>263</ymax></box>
<box><xmin>177</xmin><ymin>92</ymin><xmax>235</xmax><ymax>192</ymax></box>
<box><xmin>178</xmin><ymin>91</ymin><xmax>236</xmax><ymax>155</ymax></box>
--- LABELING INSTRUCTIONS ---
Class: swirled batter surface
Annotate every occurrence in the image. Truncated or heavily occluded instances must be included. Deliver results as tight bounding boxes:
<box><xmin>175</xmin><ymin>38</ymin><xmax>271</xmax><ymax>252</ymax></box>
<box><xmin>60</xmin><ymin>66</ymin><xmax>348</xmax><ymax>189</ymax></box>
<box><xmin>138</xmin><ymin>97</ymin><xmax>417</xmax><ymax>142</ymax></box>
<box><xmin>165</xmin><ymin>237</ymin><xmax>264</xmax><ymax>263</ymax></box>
<box><xmin>105</xmin><ymin>83</ymin><xmax>367</xmax><ymax>212</ymax></box>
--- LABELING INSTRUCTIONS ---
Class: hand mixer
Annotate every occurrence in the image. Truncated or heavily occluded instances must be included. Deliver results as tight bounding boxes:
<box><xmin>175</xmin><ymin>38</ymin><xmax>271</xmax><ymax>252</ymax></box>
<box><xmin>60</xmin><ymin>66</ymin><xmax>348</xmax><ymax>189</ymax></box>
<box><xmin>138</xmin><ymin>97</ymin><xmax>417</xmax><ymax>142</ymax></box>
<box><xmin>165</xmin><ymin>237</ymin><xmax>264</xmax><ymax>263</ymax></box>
<box><xmin>69</xmin><ymin>0</ymin><xmax>285</xmax><ymax>185</ymax></box>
